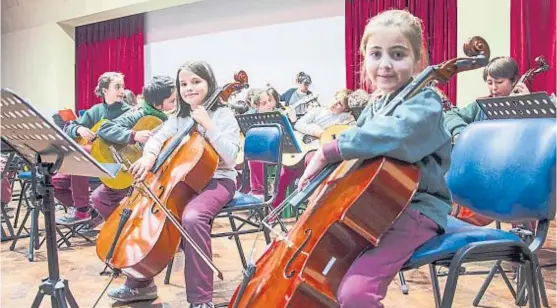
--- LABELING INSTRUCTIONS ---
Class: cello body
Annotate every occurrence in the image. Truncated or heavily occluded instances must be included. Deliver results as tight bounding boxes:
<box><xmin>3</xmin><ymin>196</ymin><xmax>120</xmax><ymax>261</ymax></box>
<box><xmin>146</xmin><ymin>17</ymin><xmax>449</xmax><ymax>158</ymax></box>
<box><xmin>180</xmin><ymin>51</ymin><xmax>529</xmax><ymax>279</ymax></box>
<box><xmin>96</xmin><ymin>132</ymin><xmax>218</xmax><ymax>279</ymax></box>
<box><xmin>229</xmin><ymin>158</ymin><xmax>419</xmax><ymax>307</ymax></box>
<box><xmin>229</xmin><ymin>37</ymin><xmax>491</xmax><ymax>307</ymax></box>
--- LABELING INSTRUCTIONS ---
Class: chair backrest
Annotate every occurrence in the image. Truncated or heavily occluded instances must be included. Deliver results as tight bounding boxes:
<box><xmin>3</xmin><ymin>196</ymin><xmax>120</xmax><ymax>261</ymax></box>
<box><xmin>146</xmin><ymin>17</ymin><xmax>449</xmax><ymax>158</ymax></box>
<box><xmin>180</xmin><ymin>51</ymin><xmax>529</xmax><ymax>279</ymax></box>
<box><xmin>447</xmin><ymin>118</ymin><xmax>556</xmax><ymax>222</ymax></box>
<box><xmin>244</xmin><ymin>124</ymin><xmax>283</xmax><ymax>165</ymax></box>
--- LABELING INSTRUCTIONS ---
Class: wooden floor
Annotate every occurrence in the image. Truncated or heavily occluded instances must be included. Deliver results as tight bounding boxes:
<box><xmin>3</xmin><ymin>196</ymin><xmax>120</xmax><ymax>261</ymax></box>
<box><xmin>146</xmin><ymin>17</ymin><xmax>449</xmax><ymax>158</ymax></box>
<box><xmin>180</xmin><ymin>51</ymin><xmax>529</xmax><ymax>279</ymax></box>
<box><xmin>1</xmin><ymin>197</ymin><xmax>555</xmax><ymax>307</ymax></box>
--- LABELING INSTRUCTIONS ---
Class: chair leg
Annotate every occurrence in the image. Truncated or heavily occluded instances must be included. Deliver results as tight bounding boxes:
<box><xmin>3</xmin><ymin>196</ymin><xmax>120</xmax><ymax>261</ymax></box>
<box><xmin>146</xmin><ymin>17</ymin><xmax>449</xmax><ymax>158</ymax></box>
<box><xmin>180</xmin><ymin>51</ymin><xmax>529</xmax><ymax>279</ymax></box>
<box><xmin>164</xmin><ymin>257</ymin><xmax>174</xmax><ymax>285</ymax></box>
<box><xmin>441</xmin><ymin>258</ymin><xmax>467</xmax><ymax>308</ymax></box>
<box><xmin>228</xmin><ymin>213</ymin><xmax>247</xmax><ymax>268</ymax></box>
<box><xmin>13</xmin><ymin>181</ymin><xmax>28</xmax><ymax>228</ymax></box>
<box><xmin>428</xmin><ymin>264</ymin><xmax>442</xmax><ymax>308</ymax></box>
<box><xmin>531</xmin><ymin>256</ymin><xmax>550</xmax><ymax>307</ymax></box>
<box><xmin>398</xmin><ymin>272</ymin><xmax>409</xmax><ymax>295</ymax></box>
<box><xmin>473</xmin><ymin>260</ymin><xmax>517</xmax><ymax>306</ymax></box>
<box><xmin>516</xmin><ymin>264</ymin><xmax>529</xmax><ymax>306</ymax></box>
<box><xmin>525</xmin><ymin>260</ymin><xmax>541</xmax><ymax>308</ymax></box>
<box><xmin>9</xmin><ymin>206</ymin><xmax>31</xmax><ymax>251</ymax></box>
<box><xmin>255</xmin><ymin>209</ymin><xmax>271</xmax><ymax>244</ymax></box>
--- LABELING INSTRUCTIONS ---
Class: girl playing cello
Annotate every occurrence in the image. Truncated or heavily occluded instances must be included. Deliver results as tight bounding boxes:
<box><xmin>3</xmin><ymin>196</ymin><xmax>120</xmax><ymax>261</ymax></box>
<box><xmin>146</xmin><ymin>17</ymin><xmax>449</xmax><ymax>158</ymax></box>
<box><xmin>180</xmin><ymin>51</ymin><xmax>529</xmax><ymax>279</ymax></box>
<box><xmin>107</xmin><ymin>61</ymin><xmax>240</xmax><ymax>308</ymax></box>
<box><xmin>298</xmin><ymin>10</ymin><xmax>452</xmax><ymax>307</ymax></box>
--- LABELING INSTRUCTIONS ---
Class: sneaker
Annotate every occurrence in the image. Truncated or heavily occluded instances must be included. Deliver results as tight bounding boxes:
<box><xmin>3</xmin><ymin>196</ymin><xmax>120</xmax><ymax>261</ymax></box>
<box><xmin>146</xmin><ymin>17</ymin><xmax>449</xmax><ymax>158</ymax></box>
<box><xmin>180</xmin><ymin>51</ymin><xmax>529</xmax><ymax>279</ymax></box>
<box><xmin>107</xmin><ymin>283</ymin><xmax>158</xmax><ymax>303</ymax></box>
<box><xmin>191</xmin><ymin>302</ymin><xmax>215</xmax><ymax>308</ymax></box>
<box><xmin>55</xmin><ymin>207</ymin><xmax>91</xmax><ymax>225</ymax></box>
<box><xmin>80</xmin><ymin>210</ymin><xmax>103</xmax><ymax>232</ymax></box>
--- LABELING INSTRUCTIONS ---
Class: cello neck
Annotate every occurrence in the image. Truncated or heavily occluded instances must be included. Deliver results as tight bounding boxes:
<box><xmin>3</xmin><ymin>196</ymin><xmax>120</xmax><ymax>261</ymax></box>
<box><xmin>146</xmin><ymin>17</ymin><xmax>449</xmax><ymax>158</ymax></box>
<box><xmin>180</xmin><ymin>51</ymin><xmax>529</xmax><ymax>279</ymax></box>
<box><xmin>151</xmin><ymin>88</ymin><xmax>223</xmax><ymax>173</ymax></box>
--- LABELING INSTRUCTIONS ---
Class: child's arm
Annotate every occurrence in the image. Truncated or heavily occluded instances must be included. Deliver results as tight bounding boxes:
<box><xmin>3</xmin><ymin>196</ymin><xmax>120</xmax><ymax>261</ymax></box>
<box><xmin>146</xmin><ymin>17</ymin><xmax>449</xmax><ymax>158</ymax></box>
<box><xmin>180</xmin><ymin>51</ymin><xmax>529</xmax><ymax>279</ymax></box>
<box><xmin>324</xmin><ymin>88</ymin><xmax>450</xmax><ymax>164</ymax></box>
<box><xmin>443</xmin><ymin>102</ymin><xmax>482</xmax><ymax>137</ymax></box>
<box><xmin>294</xmin><ymin>110</ymin><xmax>320</xmax><ymax>136</ymax></box>
<box><xmin>97</xmin><ymin>111</ymin><xmax>143</xmax><ymax>145</ymax></box>
<box><xmin>204</xmin><ymin>108</ymin><xmax>240</xmax><ymax>167</ymax></box>
<box><xmin>65</xmin><ymin>105</ymin><xmax>102</xmax><ymax>138</ymax></box>
<box><xmin>142</xmin><ymin>117</ymin><xmax>178</xmax><ymax>159</ymax></box>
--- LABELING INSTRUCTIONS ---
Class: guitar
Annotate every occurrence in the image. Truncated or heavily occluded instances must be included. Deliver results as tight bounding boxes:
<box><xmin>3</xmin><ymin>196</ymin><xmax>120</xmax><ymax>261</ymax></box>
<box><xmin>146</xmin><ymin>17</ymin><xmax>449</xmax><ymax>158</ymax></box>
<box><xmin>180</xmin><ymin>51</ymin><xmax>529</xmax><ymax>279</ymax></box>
<box><xmin>281</xmin><ymin>124</ymin><xmax>352</xmax><ymax>167</ymax></box>
<box><xmin>75</xmin><ymin>119</ymin><xmax>107</xmax><ymax>147</ymax></box>
<box><xmin>90</xmin><ymin>115</ymin><xmax>163</xmax><ymax>189</ymax></box>
<box><xmin>282</xmin><ymin>93</ymin><xmax>319</xmax><ymax>113</ymax></box>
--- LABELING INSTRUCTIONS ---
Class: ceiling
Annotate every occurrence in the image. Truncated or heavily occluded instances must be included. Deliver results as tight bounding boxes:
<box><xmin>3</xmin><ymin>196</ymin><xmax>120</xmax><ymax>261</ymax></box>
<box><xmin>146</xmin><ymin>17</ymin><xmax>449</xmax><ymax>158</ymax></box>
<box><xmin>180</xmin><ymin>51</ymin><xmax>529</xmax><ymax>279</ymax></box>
<box><xmin>1</xmin><ymin>0</ymin><xmax>203</xmax><ymax>34</ymax></box>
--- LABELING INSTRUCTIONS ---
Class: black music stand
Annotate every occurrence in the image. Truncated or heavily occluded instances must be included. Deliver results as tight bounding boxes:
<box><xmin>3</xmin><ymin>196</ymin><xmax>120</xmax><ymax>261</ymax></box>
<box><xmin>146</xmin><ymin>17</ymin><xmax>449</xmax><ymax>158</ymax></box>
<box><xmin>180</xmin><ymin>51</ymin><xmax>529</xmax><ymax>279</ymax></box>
<box><xmin>236</xmin><ymin>111</ymin><xmax>302</xmax><ymax>154</ymax></box>
<box><xmin>477</xmin><ymin>92</ymin><xmax>556</xmax><ymax>120</ymax></box>
<box><xmin>1</xmin><ymin>89</ymin><xmax>119</xmax><ymax>308</ymax></box>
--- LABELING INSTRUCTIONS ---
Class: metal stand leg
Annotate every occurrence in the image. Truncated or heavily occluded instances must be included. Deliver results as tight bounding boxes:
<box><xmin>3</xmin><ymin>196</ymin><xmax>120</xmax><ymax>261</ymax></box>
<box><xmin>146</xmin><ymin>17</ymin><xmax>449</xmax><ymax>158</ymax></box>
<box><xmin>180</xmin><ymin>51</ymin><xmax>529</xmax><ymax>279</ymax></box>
<box><xmin>31</xmin><ymin>163</ymin><xmax>78</xmax><ymax>308</ymax></box>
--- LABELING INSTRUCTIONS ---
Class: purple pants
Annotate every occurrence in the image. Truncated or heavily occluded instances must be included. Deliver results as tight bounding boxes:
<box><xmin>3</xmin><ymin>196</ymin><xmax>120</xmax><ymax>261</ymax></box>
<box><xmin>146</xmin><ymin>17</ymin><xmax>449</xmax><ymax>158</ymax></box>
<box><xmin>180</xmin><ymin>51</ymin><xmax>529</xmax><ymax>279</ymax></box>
<box><xmin>248</xmin><ymin>162</ymin><xmax>304</xmax><ymax>208</ymax></box>
<box><xmin>337</xmin><ymin>208</ymin><xmax>439</xmax><ymax>308</ymax></box>
<box><xmin>91</xmin><ymin>184</ymin><xmax>129</xmax><ymax>220</ymax></box>
<box><xmin>52</xmin><ymin>174</ymin><xmax>90</xmax><ymax>209</ymax></box>
<box><xmin>249</xmin><ymin>152</ymin><xmax>315</xmax><ymax>208</ymax></box>
<box><xmin>125</xmin><ymin>178</ymin><xmax>235</xmax><ymax>304</ymax></box>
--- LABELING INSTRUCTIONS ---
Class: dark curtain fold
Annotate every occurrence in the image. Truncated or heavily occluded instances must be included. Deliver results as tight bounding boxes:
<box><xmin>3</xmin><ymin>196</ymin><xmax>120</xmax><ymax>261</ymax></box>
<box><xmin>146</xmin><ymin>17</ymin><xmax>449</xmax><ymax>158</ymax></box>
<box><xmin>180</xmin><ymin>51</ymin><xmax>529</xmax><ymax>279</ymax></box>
<box><xmin>345</xmin><ymin>0</ymin><xmax>458</xmax><ymax>104</ymax></box>
<box><xmin>511</xmin><ymin>0</ymin><xmax>556</xmax><ymax>95</ymax></box>
<box><xmin>75</xmin><ymin>14</ymin><xmax>145</xmax><ymax>112</ymax></box>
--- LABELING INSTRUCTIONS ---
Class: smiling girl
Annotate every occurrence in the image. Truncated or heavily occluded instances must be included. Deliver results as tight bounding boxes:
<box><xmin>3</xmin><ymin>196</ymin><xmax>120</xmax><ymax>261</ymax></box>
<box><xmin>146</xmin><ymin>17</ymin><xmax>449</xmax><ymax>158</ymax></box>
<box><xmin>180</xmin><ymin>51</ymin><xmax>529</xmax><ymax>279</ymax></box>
<box><xmin>107</xmin><ymin>61</ymin><xmax>240</xmax><ymax>308</ymax></box>
<box><xmin>298</xmin><ymin>10</ymin><xmax>452</xmax><ymax>307</ymax></box>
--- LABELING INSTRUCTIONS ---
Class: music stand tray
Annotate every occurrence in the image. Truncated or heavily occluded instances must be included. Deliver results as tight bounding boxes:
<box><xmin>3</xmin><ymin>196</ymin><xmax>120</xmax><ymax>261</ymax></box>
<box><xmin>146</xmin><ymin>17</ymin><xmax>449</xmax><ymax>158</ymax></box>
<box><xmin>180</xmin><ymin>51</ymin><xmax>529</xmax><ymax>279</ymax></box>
<box><xmin>236</xmin><ymin>111</ymin><xmax>302</xmax><ymax>154</ymax></box>
<box><xmin>476</xmin><ymin>92</ymin><xmax>556</xmax><ymax>120</ymax></box>
<box><xmin>1</xmin><ymin>88</ymin><xmax>119</xmax><ymax>308</ymax></box>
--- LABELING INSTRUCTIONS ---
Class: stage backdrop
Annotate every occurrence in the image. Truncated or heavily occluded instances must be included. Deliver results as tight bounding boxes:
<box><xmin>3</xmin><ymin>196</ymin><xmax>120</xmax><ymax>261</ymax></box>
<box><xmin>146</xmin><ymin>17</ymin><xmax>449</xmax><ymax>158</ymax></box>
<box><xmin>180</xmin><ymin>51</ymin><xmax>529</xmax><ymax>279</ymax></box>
<box><xmin>144</xmin><ymin>0</ymin><xmax>346</xmax><ymax>105</ymax></box>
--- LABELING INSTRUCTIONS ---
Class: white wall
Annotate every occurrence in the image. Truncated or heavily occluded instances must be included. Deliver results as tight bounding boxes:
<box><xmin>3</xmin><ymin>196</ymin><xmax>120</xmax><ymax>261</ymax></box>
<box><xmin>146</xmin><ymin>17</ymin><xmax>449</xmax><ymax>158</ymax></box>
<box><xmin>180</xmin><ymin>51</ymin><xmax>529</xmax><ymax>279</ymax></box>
<box><xmin>145</xmin><ymin>0</ymin><xmax>346</xmax><ymax>105</ymax></box>
<box><xmin>146</xmin><ymin>0</ymin><xmax>512</xmax><ymax>107</ymax></box>
<box><xmin>1</xmin><ymin>23</ymin><xmax>76</xmax><ymax>114</ymax></box>
<box><xmin>456</xmin><ymin>0</ymin><xmax>511</xmax><ymax>107</ymax></box>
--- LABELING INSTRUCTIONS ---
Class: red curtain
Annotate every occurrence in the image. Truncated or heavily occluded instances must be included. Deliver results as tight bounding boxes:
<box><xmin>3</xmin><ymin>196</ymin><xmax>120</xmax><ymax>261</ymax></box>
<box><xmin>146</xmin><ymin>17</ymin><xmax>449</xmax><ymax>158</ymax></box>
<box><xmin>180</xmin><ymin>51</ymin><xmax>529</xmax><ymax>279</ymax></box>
<box><xmin>75</xmin><ymin>14</ymin><xmax>145</xmax><ymax>112</ymax></box>
<box><xmin>511</xmin><ymin>0</ymin><xmax>556</xmax><ymax>95</ymax></box>
<box><xmin>345</xmin><ymin>0</ymin><xmax>458</xmax><ymax>104</ymax></box>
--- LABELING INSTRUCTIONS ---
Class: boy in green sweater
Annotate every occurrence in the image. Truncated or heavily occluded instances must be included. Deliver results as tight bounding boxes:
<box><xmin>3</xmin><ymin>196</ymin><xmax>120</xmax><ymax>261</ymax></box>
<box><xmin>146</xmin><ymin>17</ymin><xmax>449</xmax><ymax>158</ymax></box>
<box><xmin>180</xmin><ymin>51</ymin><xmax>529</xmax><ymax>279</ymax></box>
<box><xmin>444</xmin><ymin>56</ymin><xmax>530</xmax><ymax>140</ymax></box>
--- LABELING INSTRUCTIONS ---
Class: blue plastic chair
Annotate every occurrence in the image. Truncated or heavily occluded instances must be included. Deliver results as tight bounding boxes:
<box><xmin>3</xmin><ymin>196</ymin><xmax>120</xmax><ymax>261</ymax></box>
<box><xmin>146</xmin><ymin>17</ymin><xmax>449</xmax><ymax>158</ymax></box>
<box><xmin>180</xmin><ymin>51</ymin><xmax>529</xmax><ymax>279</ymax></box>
<box><xmin>212</xmin><ymin>123</ymin><xmax>288</xmax><ymax>268</ymax></box>
<box><xmin>402</xmin><ymin>118</ymin><xmax>556</xmax><ymax>308</ymax></box>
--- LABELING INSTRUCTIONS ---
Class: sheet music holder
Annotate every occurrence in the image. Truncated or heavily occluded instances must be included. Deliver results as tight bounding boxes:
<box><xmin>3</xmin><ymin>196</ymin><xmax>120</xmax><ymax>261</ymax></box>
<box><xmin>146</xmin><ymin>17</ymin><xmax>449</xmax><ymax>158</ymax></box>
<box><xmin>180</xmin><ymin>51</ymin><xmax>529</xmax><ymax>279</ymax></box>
<box><xmin>477</xmin><ymin>91</ymin><xmax>556</xmax><ymax>120</ymax></box>
<box><xmin>236</xmin><ymin>111</ymin><xmax>302</xmax><ymax>154</ymax></box>
<box><xmin>1</xmin><ymin>88</ymin><xmax>119</xmax><ymax>308</ymax></box>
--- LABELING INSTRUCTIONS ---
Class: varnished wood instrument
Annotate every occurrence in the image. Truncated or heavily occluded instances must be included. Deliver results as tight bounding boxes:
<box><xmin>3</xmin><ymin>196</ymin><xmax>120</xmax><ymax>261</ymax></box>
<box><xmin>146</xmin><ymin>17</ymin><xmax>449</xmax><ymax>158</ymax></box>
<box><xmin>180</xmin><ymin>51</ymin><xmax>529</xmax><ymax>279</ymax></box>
<box><xmin>91</xmin><ymin>115</ymin><xmax>164</xmax><ymax>190</ymax></box>
<box><xmin>96</xmin><ymin>71</ymin><xmax>249</xmax><ymax>283</ymax></box>
<box><xmin>229</xmin><ymin>36</ymin><xmax>491</xmax><ymax>307</ymax></box>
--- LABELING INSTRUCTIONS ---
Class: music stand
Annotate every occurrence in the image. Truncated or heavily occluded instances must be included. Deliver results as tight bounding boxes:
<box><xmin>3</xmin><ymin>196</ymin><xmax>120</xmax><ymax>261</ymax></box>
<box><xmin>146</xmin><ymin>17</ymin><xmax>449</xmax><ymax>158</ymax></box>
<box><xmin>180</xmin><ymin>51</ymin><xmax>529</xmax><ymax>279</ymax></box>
<box><xmin>236</xmin><ymin>111</ymin><xmax>302</xmax><ymax>154</ymax></box>
<box><xmin>1</xmin><ymin>89</ymin><xmax>119</xmax><ymax>308</ymax></box>
<box><xmin>476</xmin><ymin>92</ymin><xmax>556</xmax><ymax>120</ymax></box>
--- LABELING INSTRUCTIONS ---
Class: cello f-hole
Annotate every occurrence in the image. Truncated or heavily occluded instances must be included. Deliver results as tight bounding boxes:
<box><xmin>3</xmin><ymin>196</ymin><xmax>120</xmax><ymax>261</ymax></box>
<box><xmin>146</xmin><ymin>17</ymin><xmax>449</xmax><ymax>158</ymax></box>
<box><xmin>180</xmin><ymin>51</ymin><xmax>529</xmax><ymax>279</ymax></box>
<box><xmin>150</xmin><ymin>186</ymin><xmax>165</xmax><ymax>215</ymax></box>
<box><xmin>284</xmin><ymin>229</ymin><xmax>312</xmax><ymax>278</ymax></box>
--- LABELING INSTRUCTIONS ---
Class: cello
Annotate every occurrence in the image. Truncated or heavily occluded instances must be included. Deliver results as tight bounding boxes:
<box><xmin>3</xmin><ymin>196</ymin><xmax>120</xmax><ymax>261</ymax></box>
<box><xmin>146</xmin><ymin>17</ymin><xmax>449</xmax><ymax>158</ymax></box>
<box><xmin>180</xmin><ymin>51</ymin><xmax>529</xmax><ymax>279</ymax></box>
<box><xmin>451</xmin><ymin>54</ymin><xmax>550</xmax><ymax>226</ymax></box>
<box><xmin>228</xmin><ymin>36</ymin><xmax>491</xmax><ymax>308</ymax></box>
<box><xmin>95</xmin><ymin>71</ymin><xmax>248</xmax><ymax>285</ymax></box>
